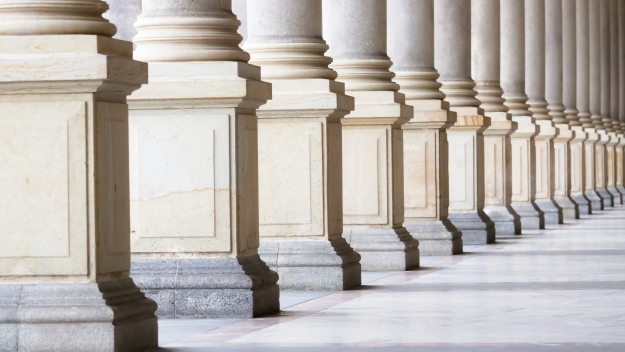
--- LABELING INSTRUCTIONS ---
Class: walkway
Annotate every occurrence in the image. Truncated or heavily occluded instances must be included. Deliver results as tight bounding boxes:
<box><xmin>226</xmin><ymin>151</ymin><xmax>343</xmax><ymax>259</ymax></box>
<box><xmin>153</xmin><ymin>205</ymin><xmax>625</xmax><ymax>352</ymax></box>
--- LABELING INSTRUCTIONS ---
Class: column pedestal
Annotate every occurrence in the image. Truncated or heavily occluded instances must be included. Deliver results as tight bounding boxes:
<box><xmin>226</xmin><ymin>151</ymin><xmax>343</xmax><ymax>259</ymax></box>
<box><xmin>0</xmin><ymin>35</ymin><xmax>157</xmax><ymax>351</ymax></box>
<box><xmin>447</xmin><ymin>108</ymin><xmax>495</xmax><ymax>244</ymax></box>
<box><xmin>254</xmin><ymin>80</ymin><xmax>361</xmax><ymax>290</ymax></box>
<box><xmin>342</xmin><ymin>91</ymin><xmax>419</xmax><ymax>271</ymax></box>
<box><xmin>402</xmin><ymin>100</ymin><xmax>462</xmax><ymax>255</ymax></box>
<box><xmin>483</xmin><ymin>113</ymin><xmax>520</xmax><ymax>236</ymax></box>
<box><xmin>606</xmin><ymin>132</ymin><xmax>622</xmax><ymax>204</ymax></box>
<box><xmin>584</xmin><ymin>129</ymin><xmax>604</xmax><ymax>211</ymax></box>
<box><xmin>128</xmin><ymin>62</ymin><xmax>279</xmax><ymax>318</ymax></box>
<box><xmin>569</xmin><ymin>126</ymin><xmax>591</xmax><ymax>215</ymax></box>
<box><xmin>596</xmin><ymin>131</ymin><xmax>614</xmax><ymax>207</ymax></box>
<box><xmin>534</xmin><ymin>120</ymin><xmax>562</xmax><ymax>225</ymax></box>
<box><xmin>616</xmin><ymin>137</ymin><xmax>625</xmax><ymax>198</ymax></box>
<box><xmin>553</xmin><ymin>124</ymin><xmax>579</xmax><ymax>220</ymax></box>
<box><xmin>510</xmin><ymin>116</ymin><xmax>543</xmax><ymax>230</ymax></box>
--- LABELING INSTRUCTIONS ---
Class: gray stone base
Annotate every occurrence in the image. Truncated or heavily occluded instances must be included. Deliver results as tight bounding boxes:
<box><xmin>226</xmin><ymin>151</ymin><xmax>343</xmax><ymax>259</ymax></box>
<box><xmin>585</xmin><ymin>190</ymin><xmax>604</xmax><ymax>212</ymax></box>
<box><xmin>554</xmin><ymin>195</ymin><xmax>579</xmax><ymax>220</ymax></box>
<box><xmin>597</xmin><ymin>188</ymin><xmax>614</xmax><ymax>207</ymax></box>
<box><xmin>0</xmin><ymin>279</ymin><xmax>158</xmax><ymax>352</ymax></box>
<box><xmin>343</xmin><ymin>227</ymin><xmax>419</xmax><ymax>271</ymax></box>
<box><xmin>258</xmin><ymin>238</ymin><xmax>361</xmax><ymax>291</ymax></box>
<box><xmin>484</xmin><ymin>206</ymin><xmax>520</xmax><ymax>237</ymax></box>
<box><xmin>570</xmin><ymin>193</ymin><xmax>590</xmax><ymax>216</ymax></box>
<box><xmin>511</xmin><ymin>202</ymin><xmax>543</xmax><ymax>230</ymax></box>
<box><xmin>131</xmin><ymin>255</ymin><xmax>279</xmax><ymax>318</ymax></box>
<box><xmin>405</xmin><ymin>219</ymin><xmax>462</xmax><ymax>255</ymax></box>
<box><xmin>607</xmin><ymin>187</ymin><xmax>623</xmax><ymax>205</ymax></box>
<box><xmin>617</xmin><ymin>186</ymin><xmax>625</xmax><ymax>204</ymax></box>
<box><xmin>448</xmin><ymin>212</ymin><xmax>495</xmax><ymax>245</ymax></box>
<box><xmin>535</xmin><ymin>199</ymin><xmax>562</xmax><ymax>225</ymax></box>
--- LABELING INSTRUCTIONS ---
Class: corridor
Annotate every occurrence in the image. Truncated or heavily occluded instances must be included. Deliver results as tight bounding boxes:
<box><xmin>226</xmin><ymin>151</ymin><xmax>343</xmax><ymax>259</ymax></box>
<box><xmin>155</xmin><ymin>205</ymin><xmax>625</xmax><ymax>351</ymax></box>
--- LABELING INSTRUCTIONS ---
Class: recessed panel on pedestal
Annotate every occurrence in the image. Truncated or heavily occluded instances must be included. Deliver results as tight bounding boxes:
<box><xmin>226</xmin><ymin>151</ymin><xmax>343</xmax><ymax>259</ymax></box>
<box><xmin>606</xmin><ymin>146</ymin><xmax>615</xmax><ymax>188</ymax></box>
<box><xmin>404</xmin><ymin>130</ymin><xmax>437</xmax><ymax>218</ymax></box>
<box><xmin>535</xmin><ymin>140</ymin><xmax>551</xmax><ymax>199</ymax></box>
<box><xmin>554</xmin><ymin>142</ymin><xmax>566</xmax><ymax>196</ymax></box>
<box><xmin>448</xmin><ymin>133</ymin><xmax>475</xmax><ymax>211</ymax></box>
<box><xmin>258</xmin><ymin>121</ymin><xmax>324</xmax><ymax>237</ymax></box>
<box><xmin>484</xmin><ymin>136</ymin><xmax>504</xmax><ymax>206</ymax></box>
<box><xmin>585</xmin><ymin>144</ymin><xmax>595</xmax><ymax>191</ymax></box>
<box><xmin>343</xmin><ymin>126</ymin><xmax>388</xmax><ymax>225</ymax></box>
<box><xmin>0</xmin><ymin>101</ymin><xmax>88</xmax><ymax>276</ymax></box>
<box><xmin>129</xmin><ymin>113</ymin><xmax>231</xmax><ymax>253</ymax></box>
<box><xmin>596</xmin><ymin>145</ymin><xmax>605</xmax><ymax>188</ymax></box>
<box><xmin>511</xmin><ymin>139</ymin><xmax>529</xmax><ymax>202</ymax></box>
<box><xmin>571</xmin><ymin>143</ymin><xmax>582</xmax><ymax>193</ymax></box>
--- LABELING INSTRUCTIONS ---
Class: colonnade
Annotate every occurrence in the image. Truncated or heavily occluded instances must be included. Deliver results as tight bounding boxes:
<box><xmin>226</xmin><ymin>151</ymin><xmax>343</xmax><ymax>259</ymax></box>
<box><xmin>1</xmin><ymin>0</ymin><xmax>624</xmax><ymax>350</ymax></box>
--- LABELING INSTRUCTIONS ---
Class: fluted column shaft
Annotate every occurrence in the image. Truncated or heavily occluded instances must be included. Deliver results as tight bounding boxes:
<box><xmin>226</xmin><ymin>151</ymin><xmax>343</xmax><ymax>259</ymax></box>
<box><xmin>387</xmin><ymin>0</ymin><xmax>461</xmax><ymax>255</ymax></box>
<box><xmin>607</xmin><ymin>0</ymin><xmax>624</xmax><ymax>204</ymax></box>
<box><xmin>525</xmin><ymin>0</ymin><xmax>561</xmax><ymax>225</ymax></box>
<box><xmin>473</xmin><ymin>0</ymin><xmax>519</xmax><ymax>236</ymax></box>
<box><xmin>0</xmin><ymin>0</ymin><xmax>157</xmax><ymax>350</ymax></box>
<box><xmin>502</xmin><ymin>0</ymin><xmax>542</xmax><ymax>229</ymax></box>
<box><xmin>601</xmin><ymin>0</ymin><xmax>614</xmax><ymax>131</ymax></box>
<box><xmin>127</xmin><ymin>0</ymin><xmax>280</xmax><ymax>317</ymax></box>
<box><xmin>241</xmin><ymin>0</ymin><xmax>362</xmax><ymax>290</ymax></box>
<box><xmin>323</xmin><ymin>0</ymin><xmax>419</xmax><ymax>271</ymax></box>
<box><xmin>435</xmin><ymin>0</ymin><xmax>495</xmax><ymax>244</ymax></box>
<box><xmin>617</xmin><ymin>0</ymin><xmax>625</xmax><ymax>196</ymax></box>
<box><xmin>547</xmin><ymin>0</ymin><xmax>578</xmax><ymax>220</ymax></box>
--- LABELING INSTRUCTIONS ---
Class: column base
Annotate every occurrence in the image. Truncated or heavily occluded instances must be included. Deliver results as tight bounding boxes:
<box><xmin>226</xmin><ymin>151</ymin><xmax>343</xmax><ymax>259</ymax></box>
<box><xmin>258</xmin><ymin>238</ymin><xmax>361</xmax><ymax>291</ymax></box>
<box><xmin>534</xmin><ymin>199</ymin><xmax>562</xmax><ymax>225</ymax></box>
<box><xmin>131</xmin><ymin>255</ymin><xmax>279</xmax><ymax>318</ymax></box>
<box><xmin>553</xmin><ymin>195</ymin><xmax>579</xmax><ymax>220</ymax></box>
<box><xmin>607</xmin><ymin>187</ymin><xmax>623</xmax><ymax>205</ymax></box>
<box><xmin>484</xmin><ymin>206</ymin><xmax>520</xmax><ymax>237</ymax></box>
<box><xmin>510</xmin><ymin>202</ymin><xmax>544</xmax><ymax>230</ymax></box>
<box><xmin>448</xmin><ymin>212</ymin><xmax>495</xmax><ymax>245</ymax></box>
<box><xmin>584</xmin><ymin>190</ymin><xmax>604</xmax><ymax>212</ymax></box>
<box><xmin>343</xmin><ymin>227</ymin><xmax>419</xmax><ymax>271</ymax></box>
<box><xmin>617</xmin><ymin>186</ymin><xmax>625</xmax><ymax>204</ymax></box>
<box><xmin>405</xmin><ymin>220</ymin><xmax>463</xmax><ymax>255</ymax></box>
<box><xmin>0</xmin><ymin>279</ymin><xmax>158</xmax><ymax>352</ymax></box>
<box><xmin>570</xmin><ymin>193</ymin><xmax>591</xmax><ymax>216</ymax></box>
<box><xmin>596</xmin><ymin>188</ymin><xmax>614</xmax><ymax>207</ymax></box>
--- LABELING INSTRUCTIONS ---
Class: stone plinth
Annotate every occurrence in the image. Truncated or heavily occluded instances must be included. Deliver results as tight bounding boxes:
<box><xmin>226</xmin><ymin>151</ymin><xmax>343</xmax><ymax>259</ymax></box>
<box><xmin>553</xmin><ymin>125</ymin><xmax>578</xmax><ymax>220</ymax></box>
<box><xmin>533</xmin><ymin>121</ymin><xmax>561</xmax><ymax>225</ymax></box>
<box><xmin>583</xmin><ymin>129</ymin><xmax>604</xmax><ymax>211</ymax></box>
<box><xmin>0</xmin><ymin>19</ymin><xmax>157</xmax><ymax>352</ymax></box>
<box><xmin>606</xmin><ymin>133</ymin><xmax>622</xmax><ymax>204</ymax></box>
<box><xmin>595</xmin><ymin>131</ymin><xmax>614</xmax><ymax>207</ymax></box>
<box><xmin>569</xmin><ymin>126</ymin><xmax>591</xmax><ymax>215</ymax></box>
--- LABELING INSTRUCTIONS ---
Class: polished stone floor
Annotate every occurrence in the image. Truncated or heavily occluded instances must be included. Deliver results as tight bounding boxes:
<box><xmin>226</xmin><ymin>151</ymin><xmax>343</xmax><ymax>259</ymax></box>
<box><xmin>152</xmin><ymin>205</ymin><xmax>625</xmax><ymax>351</ymax></box>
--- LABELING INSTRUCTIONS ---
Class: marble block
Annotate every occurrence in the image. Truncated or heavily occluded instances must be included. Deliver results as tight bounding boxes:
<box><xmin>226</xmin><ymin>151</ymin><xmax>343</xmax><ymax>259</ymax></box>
<box><xmin>259</xmin><ymin>239</ymin><xmax>361</xmax><ymax>291</ymax></box>
<box><xmin>569</xmin><ymin>126</ymin><xmax>591</xmax><ymax>215</ymax></box>
<box><xmin>584</xmin><ymin>130</ymin><xmax>604</xmax><ymax>212</ymax></box>
<box><xmin>131</xmin><ymin>256</ymin><xmax>279</xmax><ymax>318</ymax></box>
<box><xmin>553</xmin><ymin>125</ymin><xmax>579</xmax><ymax>220</ymax></box>
<box><xmin>405</xmin><ymin>220</ymin><xmax>462</xmax><ymax>255</ymax></box>
<box><xmin>534</xmin><ymin>121</ymin><xmax>562</xmax><ymax>225</ymax></box>
<box><xmin>606</xmin><ymin>133</ymin><xmax>622</xmax><ymax>204</ymax></box>
<box><xmin>343</xmin><ymin>228</ymin><xmax>420</xmax><ymax>271</ymax></box>
<box><xmin>595</xmin><ymin>132</ymin><xmax>614</xmax><ymax>207</ymax></box>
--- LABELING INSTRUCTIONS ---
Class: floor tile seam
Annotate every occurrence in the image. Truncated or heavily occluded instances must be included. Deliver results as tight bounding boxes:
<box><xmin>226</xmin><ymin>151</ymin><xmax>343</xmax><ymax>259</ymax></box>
<box><xmin>165</xmin><ymin>341</ymin><xmax>625</xmax><ymax>348</ymax></box>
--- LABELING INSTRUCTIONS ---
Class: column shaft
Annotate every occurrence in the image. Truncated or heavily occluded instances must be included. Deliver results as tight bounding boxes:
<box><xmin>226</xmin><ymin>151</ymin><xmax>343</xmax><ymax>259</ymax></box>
<box><xmin>388</xmin><ymin>0</ymin><xmax>461</xmax><ymax>255</ymax></box>
<box><xmin>435</xmin><ymin>0</ymin><xmax>495</xmax><ymax>244</ymax></box>
<box><xmin>128</xmin><ymin>0</ymin><xmax>279</xmax><ymax>318</ymax></box>
<box><xmin>323</xmin><ymin>0</ymin><xmax>419</xmax><ymax>271</ymax></box>
<box><xmin>609</xmin><ymin>0</ymin><xmax>624</xmax><ymax>203</ymax></box>
<box><xmin>0</xmin><ymin>0</ymin><xmax>157</xmax><ymax>350</ymax></box>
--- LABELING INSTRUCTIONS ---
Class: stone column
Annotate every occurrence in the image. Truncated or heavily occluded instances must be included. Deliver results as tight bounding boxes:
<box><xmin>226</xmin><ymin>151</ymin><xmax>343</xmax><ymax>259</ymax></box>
<box><xmin>501</xmin><ymin>0</ymin><xmax>543</xmax><ymax>229</ymax></box>
<box><xmin>618</xmin><ymin>0</ymin><xmax>625</xmax><ymax>196</ymax></box>
<box><xmin>242</xmin><ymin>0</ymin><xmax>361</xmax><ymax>290</ymax></box>
<box><xmin>564</xmin><ymin>0</ymin><xmax>591</xmax><ymax>216</ymax></box>
<box><xmin>589</xmin><ymin>0</ymin><xmax>609</xmax><ymax>209</ymax></box>
<box><xmin>473</xmin><ymin>0</ymin><xmax>520</xmax><ymax>236</ymax></box>
<box><xmin>388</xmin><ymin>0</ymin><xmax>461</xmax><ymax>255</ymax></box>
<box><xmin>128</xmin><ymin>0</ymin><xmax>279</xmax><ymax>318</ymax></box>
<box><xmin>526</xmin><ymin>0</ymin><xmax>562</xmax><ymax>225</ymax></box>
<box><xmin>323</xmin><ymin>0</ymin><xmax>419</xmax><ymax>271</ymax></box>
<box><xmin>435</xmin><ymin>0</ymin><xmax>495</xmax><ymax>244</ymax></box>
<box><xmin>0</xmin><ymin>1</ymin><xmax>157</xmax><ymax>350</ymax></box>
<box><xmin>610</xmin><ymin>0</ymin><xmax>624</xmax><ymax>204</ymax></box>
<box><xmin>546</xmin><ymin>0</ymin><xmax>578</xmax><ymax>220</ymax></box>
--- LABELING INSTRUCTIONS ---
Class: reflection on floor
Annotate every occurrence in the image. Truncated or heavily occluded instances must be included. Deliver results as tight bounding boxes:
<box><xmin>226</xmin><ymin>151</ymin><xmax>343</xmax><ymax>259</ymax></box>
<box><xmin>152</xmin><ymin>205</ymin><xmax>625</xmax><ymax>351</ymax></box>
